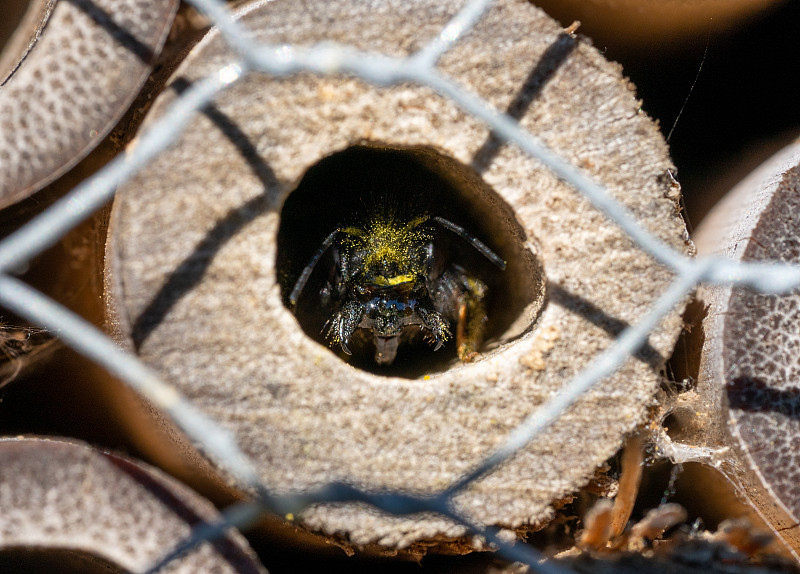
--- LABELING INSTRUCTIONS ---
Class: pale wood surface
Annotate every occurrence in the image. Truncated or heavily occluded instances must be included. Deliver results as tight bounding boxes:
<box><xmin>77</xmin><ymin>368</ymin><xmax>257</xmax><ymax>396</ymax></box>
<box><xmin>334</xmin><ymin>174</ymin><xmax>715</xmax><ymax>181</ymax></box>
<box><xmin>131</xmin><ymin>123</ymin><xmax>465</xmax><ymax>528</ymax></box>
<box><xmin>105</xmin><ymin>0</ymin><xmax>690</xmax><ymax>554</ymax></box>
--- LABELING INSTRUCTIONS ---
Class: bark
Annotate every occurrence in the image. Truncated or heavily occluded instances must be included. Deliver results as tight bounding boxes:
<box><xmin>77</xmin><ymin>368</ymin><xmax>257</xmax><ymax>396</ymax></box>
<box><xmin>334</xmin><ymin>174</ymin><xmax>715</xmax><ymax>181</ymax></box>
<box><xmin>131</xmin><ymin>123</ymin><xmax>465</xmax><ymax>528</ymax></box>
<box><xmin>692</xmin><ymin>141</ymin><xmax>800</xmax><ymax>560</ymax></box>
<box><xmin>0</xmin><ymin>0</ymin><xmax>178</xmax><ymax>207</ymax></box>
<box><xmin>0</xmin><ymin>437</ymin><xmax>267</xmax><ymax>573</ymax></box>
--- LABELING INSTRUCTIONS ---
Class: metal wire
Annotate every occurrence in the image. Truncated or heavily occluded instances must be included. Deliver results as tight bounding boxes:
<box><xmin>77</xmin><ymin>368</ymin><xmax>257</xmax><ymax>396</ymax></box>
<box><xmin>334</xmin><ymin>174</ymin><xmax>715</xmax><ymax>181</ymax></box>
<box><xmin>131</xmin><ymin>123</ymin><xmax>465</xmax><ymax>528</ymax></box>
<box><xmin>2</xmin><ymin>0</ymin><xmax>800</xmax><ymax>572</ymax></box>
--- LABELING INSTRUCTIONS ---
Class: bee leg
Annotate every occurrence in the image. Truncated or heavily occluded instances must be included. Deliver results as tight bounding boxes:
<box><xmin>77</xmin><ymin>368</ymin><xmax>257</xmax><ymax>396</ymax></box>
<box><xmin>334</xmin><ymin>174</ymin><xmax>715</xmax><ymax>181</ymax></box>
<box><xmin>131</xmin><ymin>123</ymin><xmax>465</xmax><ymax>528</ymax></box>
<box><xmin>417</xmin><ymin>307</ymin><xmax>451</xmax><ymax>351</ymax></box>
<box><xmin>325</xmin><ymin>300</ymin><xmax>364</xmax><ymax>356</ymax></box>
<box><xmin>455</xmin><ymin>277</ymin><xmax>488</xmax><ymax>363</ymax></box>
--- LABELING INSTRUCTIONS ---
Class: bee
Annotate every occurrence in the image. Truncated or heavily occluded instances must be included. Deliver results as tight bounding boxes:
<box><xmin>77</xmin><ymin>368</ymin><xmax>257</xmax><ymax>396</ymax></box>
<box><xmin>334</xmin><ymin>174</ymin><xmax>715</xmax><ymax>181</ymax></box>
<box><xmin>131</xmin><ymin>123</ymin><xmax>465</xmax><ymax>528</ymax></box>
<box><xmin>289</xmin><ymin>212</ymin><xmax>506</xmax><ymax>366</ymax></box>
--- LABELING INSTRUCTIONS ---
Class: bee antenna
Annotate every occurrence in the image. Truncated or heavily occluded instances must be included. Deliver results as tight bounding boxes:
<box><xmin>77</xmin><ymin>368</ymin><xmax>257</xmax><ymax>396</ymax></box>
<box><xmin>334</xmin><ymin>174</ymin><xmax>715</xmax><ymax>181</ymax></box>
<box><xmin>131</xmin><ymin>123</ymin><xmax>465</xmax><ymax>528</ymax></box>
<box><xmin>289</xmin><ymin>230</ymin><xmax>339</xmax><ymax>307</ymax></box>
<box><xmin>432</xmin><ymin>216</ymin><xmax>506</xmax><ymax>270</ymax></box>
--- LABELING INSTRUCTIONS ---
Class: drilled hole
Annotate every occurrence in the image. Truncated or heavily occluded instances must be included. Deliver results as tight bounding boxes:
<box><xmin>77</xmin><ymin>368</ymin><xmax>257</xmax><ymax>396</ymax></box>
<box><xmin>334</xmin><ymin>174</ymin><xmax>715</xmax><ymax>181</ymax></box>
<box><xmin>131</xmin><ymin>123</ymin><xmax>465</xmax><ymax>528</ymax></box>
<box><xmin>662</xmin><ymin>412</ymin><xmax>684</xmax><ymax>439</ymax></box>
<box><xmin>0</xmin><ymin>548</ymin><xmax>124</xmax><ymax>574</ymax></box>
<box><xmin>0</xmin><ymin>0</ymin><xmax>38</xmax><ymax>84</ymax></box>
<box><xmin>277</xmin><ymin>145</ymin><xmax>545</xmax><ymax>378</ymax></box>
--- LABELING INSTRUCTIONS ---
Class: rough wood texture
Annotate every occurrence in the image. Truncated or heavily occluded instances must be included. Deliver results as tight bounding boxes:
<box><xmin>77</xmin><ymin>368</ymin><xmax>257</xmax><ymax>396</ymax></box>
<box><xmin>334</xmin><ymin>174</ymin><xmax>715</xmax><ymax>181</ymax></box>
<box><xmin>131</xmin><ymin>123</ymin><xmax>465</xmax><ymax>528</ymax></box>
<box><xmin>105</xmin><ymin>0</ymin><xmax>690</xmax><ymax>553</ymax></box>
<box><xmin>0</xmin><ymin>0</ymin><xmax>178</xmax><ymax>208</ymax></box>
<box><xmin>0</xmin><ymin>437</ymin><xmax>267</xmax><ymax>573</ymax></box>
<box><xmin>694</xmin><ymin>141</ymin><xmax>800</xmax><ymax>560</ymax></box>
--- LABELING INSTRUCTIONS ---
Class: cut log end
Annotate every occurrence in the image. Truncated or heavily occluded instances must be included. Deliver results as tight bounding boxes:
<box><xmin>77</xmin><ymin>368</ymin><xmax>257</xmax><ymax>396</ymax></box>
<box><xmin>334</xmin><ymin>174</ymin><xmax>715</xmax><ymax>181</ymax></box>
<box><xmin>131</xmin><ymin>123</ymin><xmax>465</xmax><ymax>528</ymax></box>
<box><xmin>105</xmin><ymin>0</ymin><xmax>690</xmax><ymax>555</ymax></box>
<box><xmin>695</xmin><ymin>141</ymin><xmax>800</xmax><ymax>559</ymax></box>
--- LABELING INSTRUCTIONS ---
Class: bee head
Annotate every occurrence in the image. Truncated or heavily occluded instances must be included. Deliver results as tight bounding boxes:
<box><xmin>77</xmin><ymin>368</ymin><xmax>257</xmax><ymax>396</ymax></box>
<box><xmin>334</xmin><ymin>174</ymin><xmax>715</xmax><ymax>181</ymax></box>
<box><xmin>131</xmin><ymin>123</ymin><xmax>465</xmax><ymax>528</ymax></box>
<box><xmin>364</xmin><ymin>297</ymin><xmax>415</xmax><ymax>336</ymax></box>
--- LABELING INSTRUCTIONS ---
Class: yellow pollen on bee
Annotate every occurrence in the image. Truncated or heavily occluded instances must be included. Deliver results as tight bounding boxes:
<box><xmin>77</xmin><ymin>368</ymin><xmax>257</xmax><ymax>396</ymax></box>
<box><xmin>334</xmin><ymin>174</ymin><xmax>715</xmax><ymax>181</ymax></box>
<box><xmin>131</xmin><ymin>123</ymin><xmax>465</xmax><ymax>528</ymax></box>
<box><xmin>341</xmin><ymin>216</ymin><xmax>431</xmax><ymax>277</ymax></box>
<box><xmin>372</xmin><ymin>273</ymin><xmax>415</xmax><ymax>286</ymax></box>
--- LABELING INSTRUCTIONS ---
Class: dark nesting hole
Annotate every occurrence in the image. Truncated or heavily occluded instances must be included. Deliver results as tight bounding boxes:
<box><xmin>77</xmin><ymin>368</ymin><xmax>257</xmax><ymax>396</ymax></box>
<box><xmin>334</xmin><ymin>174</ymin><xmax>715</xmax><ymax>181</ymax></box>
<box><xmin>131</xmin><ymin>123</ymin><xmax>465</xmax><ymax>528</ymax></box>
<box><xmin>0</xmin><ymin>548</ymin><xmax>124</xmax><ymax>574</ymax></box>
<box><xmin>662</xmin><ymin>412</ymin><xmax>684</xmax><ymax>439</ymax></box>
<box><xmin>277</xmin><ymin>145</ymin><xmax>545</xmax><ymax>378</ymax></box>
<box><xmin>663</xmin><ymin>296</ymin><xmax>706</xmax><ymax>394</ymax></box>
<box><xmin>632</xmin><ymin>461</ymin><xmax>752</xmax><ymax>534</ymax></box>
<box><xmin>0</xmin><ymin>1</ymin><xmax>31</xmax><ymax>46</ymax></box>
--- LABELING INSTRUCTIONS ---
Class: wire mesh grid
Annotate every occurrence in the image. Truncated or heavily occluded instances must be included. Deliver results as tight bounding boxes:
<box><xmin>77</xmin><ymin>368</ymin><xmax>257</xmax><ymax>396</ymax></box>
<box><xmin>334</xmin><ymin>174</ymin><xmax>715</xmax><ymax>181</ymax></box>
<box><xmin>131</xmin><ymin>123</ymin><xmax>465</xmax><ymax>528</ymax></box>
<box><xmin>1</xmin><ymin>0</ymin><xmax>799</xmax><ymax>571</ymax></box>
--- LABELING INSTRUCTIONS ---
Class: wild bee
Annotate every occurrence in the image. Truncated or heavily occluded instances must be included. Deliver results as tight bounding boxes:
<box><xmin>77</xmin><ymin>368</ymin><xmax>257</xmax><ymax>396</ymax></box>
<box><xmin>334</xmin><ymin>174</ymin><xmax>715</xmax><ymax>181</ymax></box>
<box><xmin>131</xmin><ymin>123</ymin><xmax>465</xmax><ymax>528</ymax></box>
<box><xmin>289</xmin><ymin>212</ymin><xmax>506</xmax><ymax>366</ymax></box>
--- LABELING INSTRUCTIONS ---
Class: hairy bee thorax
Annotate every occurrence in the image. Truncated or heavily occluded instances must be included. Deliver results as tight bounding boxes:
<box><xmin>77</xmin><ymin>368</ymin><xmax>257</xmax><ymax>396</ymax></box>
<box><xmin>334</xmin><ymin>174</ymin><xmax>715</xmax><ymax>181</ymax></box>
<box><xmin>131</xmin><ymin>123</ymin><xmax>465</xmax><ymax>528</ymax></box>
<box><xmin>339</xmin><ymin>215</ymin><xmax>432</xmax><ymax>286</ymax></box>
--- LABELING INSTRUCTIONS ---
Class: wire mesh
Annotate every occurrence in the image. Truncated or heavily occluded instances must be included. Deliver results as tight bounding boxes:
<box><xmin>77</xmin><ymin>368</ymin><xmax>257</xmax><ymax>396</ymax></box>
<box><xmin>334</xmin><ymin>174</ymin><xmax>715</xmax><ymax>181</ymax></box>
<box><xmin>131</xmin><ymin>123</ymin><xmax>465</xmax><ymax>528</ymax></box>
<box><xmin>1</xmin><ymin>0</ymin><xmax>799</xmax><ymax>571</ymax></box>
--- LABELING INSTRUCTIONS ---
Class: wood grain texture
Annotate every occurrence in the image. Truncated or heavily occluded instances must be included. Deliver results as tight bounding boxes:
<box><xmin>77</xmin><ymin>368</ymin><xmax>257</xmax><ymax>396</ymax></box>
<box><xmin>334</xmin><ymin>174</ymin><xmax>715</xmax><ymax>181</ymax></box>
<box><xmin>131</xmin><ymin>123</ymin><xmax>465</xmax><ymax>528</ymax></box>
<box><xmin>695</xmin><ymin>141</ymin><xmax>800</xmax><ymax>560</ymax></box>
<box><xmin>105</xmin><ymin>0</ymin><xmax>690</xmax><ymax>554</ymax></box>
<box><xmin>0</xmin><ymin>437</ymin><xmax>267</xmax><ymax>573</ymax></box>
<box><xmin>0</xmin><ymin>0</ymin><xmax>178</xmax><ymax>208</ymax></box>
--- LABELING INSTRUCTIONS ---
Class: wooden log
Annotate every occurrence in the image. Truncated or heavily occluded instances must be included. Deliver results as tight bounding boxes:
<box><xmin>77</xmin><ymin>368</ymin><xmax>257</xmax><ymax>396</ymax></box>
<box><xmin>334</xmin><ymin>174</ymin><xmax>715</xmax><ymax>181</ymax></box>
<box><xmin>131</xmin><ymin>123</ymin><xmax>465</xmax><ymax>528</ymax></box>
<box><xmin>692</xmin><ymin>141</ymin><xmax>800</xmax><ymax>560</ymax></box>
<box><xmin>0</xmin><ymin>0</ymin><xmax>178</xmax><ymax>208</ymax></box>
<box><xmin>0</xmin><ymin>437</ymin><xmax>267</xmax><ymax>573</ymax></box>
<box><xmin>105</xmin><ymin>0</ymin><xmax>690</xmax><ymax>555</ymax></box>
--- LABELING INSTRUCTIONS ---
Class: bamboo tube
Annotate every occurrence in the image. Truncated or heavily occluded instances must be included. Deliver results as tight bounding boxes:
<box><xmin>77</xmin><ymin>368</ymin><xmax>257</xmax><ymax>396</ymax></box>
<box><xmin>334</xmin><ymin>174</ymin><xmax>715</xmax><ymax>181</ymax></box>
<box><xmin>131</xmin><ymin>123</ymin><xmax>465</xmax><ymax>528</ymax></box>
<box><xmin>0</xmin><ymin>0</ymin><xmax>178</xmax><ymax>208</ymax></box>
<box><xmin>0</xmin><ymin>437</ymin><xmax>267</xmax><ymax>573</ymax></box>
<box><xmin>693</xmin><ymin>141</ymin><xmax>800</xmax><ymax>560</ymax></box>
